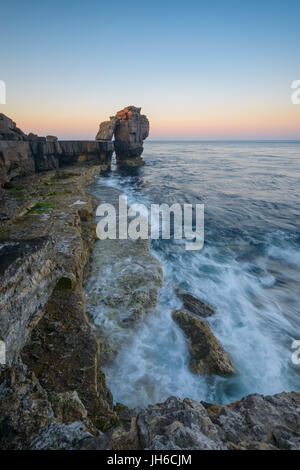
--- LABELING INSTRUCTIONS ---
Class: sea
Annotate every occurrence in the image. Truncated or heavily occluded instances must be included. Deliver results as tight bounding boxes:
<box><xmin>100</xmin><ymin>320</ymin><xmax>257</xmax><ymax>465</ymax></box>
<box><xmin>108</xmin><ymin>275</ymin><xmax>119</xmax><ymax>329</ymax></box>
<box><xmin>88</xmin><ymin>141</ymin><xmax>300</xmax><ymax>408</ymax></box>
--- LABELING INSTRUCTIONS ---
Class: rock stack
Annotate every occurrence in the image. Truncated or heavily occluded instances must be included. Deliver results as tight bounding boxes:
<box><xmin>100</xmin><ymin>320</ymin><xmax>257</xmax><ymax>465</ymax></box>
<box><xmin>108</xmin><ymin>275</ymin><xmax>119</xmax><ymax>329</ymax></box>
<box><xmin>96</xmin><ymin>106</ymin><xmax>149</xmax><ymax>166</ymax></box>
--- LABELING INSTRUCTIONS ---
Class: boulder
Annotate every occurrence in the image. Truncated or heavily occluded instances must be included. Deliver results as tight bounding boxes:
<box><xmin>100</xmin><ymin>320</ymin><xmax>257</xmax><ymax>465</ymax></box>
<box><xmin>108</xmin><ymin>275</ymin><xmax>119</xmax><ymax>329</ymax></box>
<box><xmin>174</xmin><ymin>285</ymin><xmax>215</xmax><ymax>317</ymax></box>
<box><xmin>172</xmin><ymin>309</ymin><xmax>235</xmax><ymax>376</ymax></box>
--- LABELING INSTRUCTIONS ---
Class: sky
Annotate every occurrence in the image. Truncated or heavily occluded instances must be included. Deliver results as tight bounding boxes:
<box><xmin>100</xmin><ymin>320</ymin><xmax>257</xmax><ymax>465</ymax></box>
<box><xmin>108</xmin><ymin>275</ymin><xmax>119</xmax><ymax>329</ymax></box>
<box><xmin>1</xmin><ymin>0</ymin><xmax>300</xmax><ymax>140</ymax></box>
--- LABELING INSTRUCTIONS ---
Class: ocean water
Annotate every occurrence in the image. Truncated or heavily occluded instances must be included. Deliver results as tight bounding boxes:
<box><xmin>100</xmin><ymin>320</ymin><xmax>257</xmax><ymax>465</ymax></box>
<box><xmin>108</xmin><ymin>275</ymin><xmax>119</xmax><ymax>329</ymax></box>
<box><xmin>90</xmin><ymin>141</ymin><xmax>300</xmax><ymax>408</ymax></box>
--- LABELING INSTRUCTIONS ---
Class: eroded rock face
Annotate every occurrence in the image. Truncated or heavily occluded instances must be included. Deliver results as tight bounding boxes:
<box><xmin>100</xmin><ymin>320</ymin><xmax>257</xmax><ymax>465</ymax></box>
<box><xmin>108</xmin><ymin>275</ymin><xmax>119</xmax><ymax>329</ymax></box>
<box><xmin>0</xmin><ymin>166</ymin><xmax>118</xmax><ymax>449</ymax></box>
<box><xmin>172</xmin><ymin>309</ymin><xmax>235</xmax><ymax>376</ymax></box>
<box><xmin>0</xmin><ymin>141</ymin><xmax>35</xmax><ymax>186</ymax></box>
<box><xmin>75</xmin><ymin>392</ymin><xmax>300</xmax><ymax>450</ymax></box>
<box><xmin>0</xmin><ymin>113</ymin><xmax>28</xmax><ymax>141</ymax></box>
<box><xmin>96</xmin><ymin>106</ymin><xmax>149</xmax><ymax>166</ymax></box>
<box><xmin>95</xmin><ymin>117</ymin><xmax>117</xmax><ymax>141</ymax></box>
<box><xmin>0</xmin><ymin>114</ymin><xmax>114</xmax><ymax>187</ymax></box>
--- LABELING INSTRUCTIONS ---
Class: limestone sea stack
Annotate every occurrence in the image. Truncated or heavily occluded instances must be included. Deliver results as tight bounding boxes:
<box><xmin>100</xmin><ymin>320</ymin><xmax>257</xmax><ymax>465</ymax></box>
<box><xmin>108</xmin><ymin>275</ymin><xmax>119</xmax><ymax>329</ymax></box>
<box><xmin>96</xmin><ymin>106</ymin><xmax>149</xmax><ymax>166</ymax></box>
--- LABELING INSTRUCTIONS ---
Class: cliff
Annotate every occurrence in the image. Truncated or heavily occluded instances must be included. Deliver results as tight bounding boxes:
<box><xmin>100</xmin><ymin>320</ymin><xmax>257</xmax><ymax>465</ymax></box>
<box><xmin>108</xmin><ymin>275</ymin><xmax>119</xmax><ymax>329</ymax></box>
<box><xmin>0</xmin><ymin>113</ymin><xmax>113</xmax><ymax>187</ymax></box>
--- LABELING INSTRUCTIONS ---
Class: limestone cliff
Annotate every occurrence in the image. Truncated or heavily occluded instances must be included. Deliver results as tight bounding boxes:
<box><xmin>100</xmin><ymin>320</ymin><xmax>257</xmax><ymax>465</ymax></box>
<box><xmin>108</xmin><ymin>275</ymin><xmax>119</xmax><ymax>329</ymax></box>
<box><xmin>0</xmin><ymin>113</ymin><xmax>113</xmax><ymax>187</ymax></box>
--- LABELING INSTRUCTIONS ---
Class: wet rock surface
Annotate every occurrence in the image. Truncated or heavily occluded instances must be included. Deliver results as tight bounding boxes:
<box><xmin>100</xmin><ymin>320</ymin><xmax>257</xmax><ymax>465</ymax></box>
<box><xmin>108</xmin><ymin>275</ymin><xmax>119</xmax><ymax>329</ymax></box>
<box><xmin>85</xmin><ymin>184</ymin><xmax>163</xmax><ymax>364</ymax></box>
<box><xmin>175</xmin><ymin>285</ymin><xmax>215</xmax><ymax>317</ymax></box>
<box><xmin>172</xmin><ymin>309</ymin><xmax>235</xmax><ymax>376</ymax></box>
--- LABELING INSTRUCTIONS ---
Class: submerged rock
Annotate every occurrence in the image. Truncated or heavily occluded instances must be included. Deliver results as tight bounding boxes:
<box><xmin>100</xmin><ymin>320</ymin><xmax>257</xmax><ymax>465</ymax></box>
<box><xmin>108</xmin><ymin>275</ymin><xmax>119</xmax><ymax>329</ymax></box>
<box><xmin>85</xmin><ymin>184</ymin><xmax>163</xmax><ymax>364</ymax></box>
<box><xmin>172</xmin><ymin>309</ymin><xmax>235</xmax><ymax>376</ymax></box>
<box><xmin>174</xmin><ymin>285</ymin><xmax>215</xmax><ymax>317</ymax></box>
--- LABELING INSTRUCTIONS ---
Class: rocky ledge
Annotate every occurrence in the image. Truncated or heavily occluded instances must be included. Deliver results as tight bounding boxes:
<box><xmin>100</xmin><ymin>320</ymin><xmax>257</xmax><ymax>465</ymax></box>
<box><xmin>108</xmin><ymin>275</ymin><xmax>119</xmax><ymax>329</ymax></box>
<box><xmin>77</xmin><ymin>392</ymin><xmax>300</xmax><ymax>450</ymax></box>
<box><xmin>0</xmin><ymin>113</ymin><xmax>113</xmax><ymax>187</ymax></box>
<box><xmin>0</xmin><ymin>166</ymin><xmax>118</xmax><ymax>449</ymax></box>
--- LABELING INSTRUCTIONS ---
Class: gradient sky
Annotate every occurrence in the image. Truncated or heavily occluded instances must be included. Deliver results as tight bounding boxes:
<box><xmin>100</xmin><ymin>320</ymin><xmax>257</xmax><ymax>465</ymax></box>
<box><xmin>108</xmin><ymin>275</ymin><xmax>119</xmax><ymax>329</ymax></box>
<box><xmin>1</xmin><ymin>0</ymin><xmax>300</xmax><ymax>139</ymax></box>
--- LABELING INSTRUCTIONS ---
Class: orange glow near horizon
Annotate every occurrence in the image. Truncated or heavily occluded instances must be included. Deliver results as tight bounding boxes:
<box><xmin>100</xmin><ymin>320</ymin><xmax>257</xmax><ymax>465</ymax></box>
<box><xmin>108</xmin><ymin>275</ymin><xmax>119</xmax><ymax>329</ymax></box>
<box><xmin>4</xmin><ymin>100</ymin><xmax>300</xmax><ymax>141</ymax></box>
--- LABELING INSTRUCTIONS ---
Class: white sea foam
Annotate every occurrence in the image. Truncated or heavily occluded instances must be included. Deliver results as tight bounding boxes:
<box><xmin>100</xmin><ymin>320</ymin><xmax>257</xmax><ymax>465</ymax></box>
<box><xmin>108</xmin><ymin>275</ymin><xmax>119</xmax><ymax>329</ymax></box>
<box><xmin>88</xmin><ymin>142</ymin><xmax>300</xmax><ymax>407</ymax></box>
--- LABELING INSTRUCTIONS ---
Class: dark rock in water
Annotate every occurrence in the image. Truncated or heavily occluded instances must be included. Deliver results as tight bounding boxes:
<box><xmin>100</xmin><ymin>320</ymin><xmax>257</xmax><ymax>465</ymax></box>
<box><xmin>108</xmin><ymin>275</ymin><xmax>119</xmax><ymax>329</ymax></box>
<box><xmin>96</xmin><ymin>106</ymin><xmax>149</xmax><ymax>166</ymax></box>
<box><xmin>175</xmin><ymin>285</ymin><xmax>215</xmax><ymax>317</ymax></box>
<box><xmin>114</xmin><ymin>106</ymin><xmax>149</xmax><ymax>166</ymax></box>
<box><xmin>172</xmin><ymin>309</ymin><xmax>235</xmax><ymax>376</ymax></box>
<box><xmin>95</xmin><ymin>117</ymin><xmax>117</xmax><ymax>141</ymax></box>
